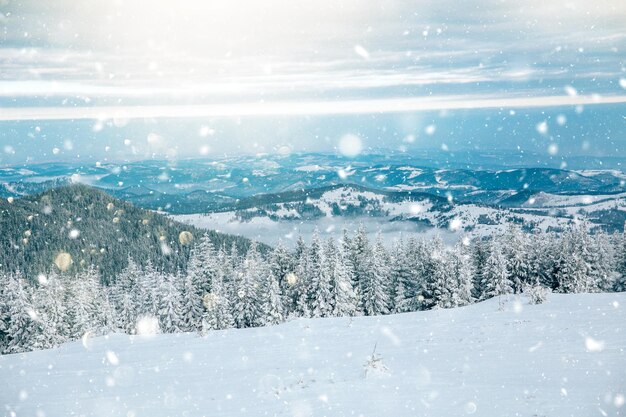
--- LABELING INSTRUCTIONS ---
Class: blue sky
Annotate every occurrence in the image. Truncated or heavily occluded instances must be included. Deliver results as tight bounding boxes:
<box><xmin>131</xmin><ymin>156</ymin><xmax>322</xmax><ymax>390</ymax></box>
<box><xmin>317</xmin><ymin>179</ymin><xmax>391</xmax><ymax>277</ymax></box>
<box><xmin>0</xmin><ymin>0</ymin><xmax>625</xmax><ymax>165</ymax></box>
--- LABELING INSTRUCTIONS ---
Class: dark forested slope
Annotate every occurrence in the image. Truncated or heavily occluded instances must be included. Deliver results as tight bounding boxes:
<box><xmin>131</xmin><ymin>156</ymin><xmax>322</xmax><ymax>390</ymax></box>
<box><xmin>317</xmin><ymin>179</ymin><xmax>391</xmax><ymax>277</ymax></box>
<box><xmin>0</xmin><ymin>184</ymin><xmax>261</xmax><ymax>281</ymax></box>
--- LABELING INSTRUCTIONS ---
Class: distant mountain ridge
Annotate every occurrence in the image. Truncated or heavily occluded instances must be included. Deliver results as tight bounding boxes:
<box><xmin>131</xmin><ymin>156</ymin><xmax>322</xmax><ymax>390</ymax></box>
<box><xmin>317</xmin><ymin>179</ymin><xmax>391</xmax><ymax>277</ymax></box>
<box><xmin>1</xmin><ymin>153</ymin><xmax>625</xmax><ymax>215</ymax></box>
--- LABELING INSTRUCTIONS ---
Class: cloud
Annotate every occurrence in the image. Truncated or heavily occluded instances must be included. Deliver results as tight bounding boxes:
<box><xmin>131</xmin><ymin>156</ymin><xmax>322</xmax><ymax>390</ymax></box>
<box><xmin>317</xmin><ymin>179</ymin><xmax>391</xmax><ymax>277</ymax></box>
<box><xmin>1</xmin><ymin>94</ymin><xmax>624</xmax><ymax>121</ymax></box>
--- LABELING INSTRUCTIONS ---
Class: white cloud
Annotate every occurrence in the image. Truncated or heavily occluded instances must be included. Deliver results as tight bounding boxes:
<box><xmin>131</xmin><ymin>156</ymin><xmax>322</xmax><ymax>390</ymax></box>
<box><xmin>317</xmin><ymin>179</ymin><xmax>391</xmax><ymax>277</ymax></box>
<box><xmin>0</xmin><ymin>94</ymin><xmax>624</xmax><ymax>121</ymax></box>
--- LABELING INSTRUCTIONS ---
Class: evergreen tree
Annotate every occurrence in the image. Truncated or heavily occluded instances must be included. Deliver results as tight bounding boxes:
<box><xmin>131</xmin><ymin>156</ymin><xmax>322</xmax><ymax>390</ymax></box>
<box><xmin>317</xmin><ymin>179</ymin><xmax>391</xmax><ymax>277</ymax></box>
<box><xmin>331</xmin><ymin>245</ymin><xmax>358</xmax><ymax>317</ymax></box>
<box><xmin>31</xmin><ymin>272</ymin><xmax>68</xmax><ymax>347</ymax></box>
<box><xmin>0</xmin><ymin>272</ymin><xmax>11</xmax><ymax>351</ymax></box>
<box><xmin>110</xmin><ymin>257</ymin><xmax>141</xmax><ymax>331</ymax></box>
<box><xmin>66</xmin><ymin>266</ymin><xmax>110</xmax><ymax>338</ymax></box>
<box><xmin>4</xmin><ymin>273</ymin><xmax>39</xmax><ymax>354</ymax></box>
<box><xmin>233</xmin><ymin>243</ymin><xmax>263</xmax><ymax>328</ymax></box>
<box><xmin>502</xmin><ymin>227</ymin><xmax>531</xmax><ymax>292</ymax></box>
<box><xmin>481</xmin><ymin>243</ymin><xmax>514</xmax><ymax>305</ymax></box>
<box><xmin>201</xmin><ymin>268</ymin><xmax>234</xmax><ymax>332</ymax></box>
<box><xmin>136</xmin><ymin>261</ymin><xmax>160</xmax><ymax>316</ymax></box>
<box><xmin>448</xmin><ymin>243</ymin><xmax>475</xmax><ymax>307</ymax></box>
<box><xmin>258</xmin><ymin>268</ymin><xmax>284</xmax><ymax>326</ymax></box>
<box><xmin>269</xmin><ymin>240</ymin><xmax>294</xmax><ymax>294</ymax></box>
<box><xmin>352</xmin><ymin>225</ymin><xmax>372</xmax><ymax>308</ymax></box>
<box><xmin>307</xmin><ymin>232</ymin><xmax>333</xmax><ymax>317</ymax></box>
<box><xmin>421</xmin><ymin>236</ymin><xmax>449</xmax><ymax>309</ymax></box>
<box><xmin>362</xmin><ymin>237</ymin><xmax>390</xmax><ymax>316</ymax></box>
<box><xmin>158</xmin><ymin>273</ymin><xmax>183</xmax><ymax>333</ymax></box>
<box><xmin>186</xmin><ymin>233</ymin><xmax>219</xmax><ymax>300</ymax></box>
<box><xmin>179</xmin><ymin>274</ymin><xmax>204</xmax><ymax>332</ymax></box>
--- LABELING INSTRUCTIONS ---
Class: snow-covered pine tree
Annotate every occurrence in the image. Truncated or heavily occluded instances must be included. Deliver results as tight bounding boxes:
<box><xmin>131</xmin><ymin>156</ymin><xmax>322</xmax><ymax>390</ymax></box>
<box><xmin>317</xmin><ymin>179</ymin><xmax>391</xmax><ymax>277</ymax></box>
<box><xmin>361</xmin><ymin>236</ymin><xmax>390</xmax><ymax>316</ymax></box>
<box><xmin>352</xmin><ymin>225</ymin><xmax>372</xmax><ymax>308</ymax></box>
<box><xmin>391</xmin><ymin>239</ymin><xmax>417</xmax><ymax>313</ymax></box>
<box><xmin>65</xmin><ymin>266</ymin><xmax>105</xmax><ymax>338</ymax></box>
<box><xmin>293</xmin><ymin>260</ymin><xmax>311</xmax><ymax>319</ymax></box>
<box><xmin>471</xmin><ymin>237</ymin><xmax>490</xmax><ymax>300</ymax></box>
<box><xmin>403</xmin><ymin>238</ymin><xmax>430</xmax><ymax>311</ymax></box>
<box><xmin>586</xmin><ymin>231</ymin><xmax>616</xmax><ymax>292</ymax></box>
<box><xmin>331</xmin><ymin>244</ymin><xmax>358</xmax><ymax>317</ymax></box>
<box><xmin>158</xmin><ymin>273</ymin><xmax>183</xmax><ymax>333</ymax></box>
<box><xmin>110</xmin><ymin>256</ymin><xmax>141</xmax><ymax>331</ymax></box>
<box><xmin>201</xmin><ymin>267</ymin><xmax>234</xmax><ymax>332</ymax></box>
<box><xmin>526</xmin><ymin>227</ymin><xmax>549</xmax><ymax>287</ymax></box>
<box><xmin>3</xmin><ymin>273</ymin><xmax>39</xmax><ymax>354</ymax></box>
<box><xmin>136</xmin><ymin>260</ymin><xmax>160</xmax><ymax>316</ymax></box>
<box><xmin>179</xmin><ymin>273</ymin><xmax>204</xmax><ymax>332</ymax></box>
<box><xmin>0</xmin><ymin>272</ymin><xmax>11</xmax><ymax>351</ymax></box>
<box><xmin>501</xmin><ymin>226</ymin><xmax>531</xmax><ymax>293</ymax></box>
<box><xmin>480</xmin><ymin>242</ymin><xmax>514</xmax><ymax>306</ymax></box>
<box><xmin>421</xmin><ymin>236</ymin><xmax>450</xmax><ymax>309</ymax></box>
<box><xmin>258</xmin><ymin>267</ymin><xmax>284</xmax><ymax>326</ymax></box>
<box><xmin>551</xmin><ymin>229</ymin><xmax>592</xmax><ymax>293</ymax></box>
<box><xmin>232</xmin><ymin>243</ymin><xmax>263</xmax><ymax>328</ymax></box>
<box><xmin>615</xmin><ymin>229</ymin><xmax>626</xmax><ymax>292</ymax></box>
<box><xmin>185</xmin><ymin>233</ymin><xmax>219</xmax><ymax>301</ymax></box>
<box><xmin>448</xmin><ymin>242</ymin><xmax>475</xmax><ymax>307</ymax></box>
<box><xmin>30</xmin><ymin>271</ymin><xmax>68</xmax><ymax>348</ymax></box>
<box><xmin>340</xmin><ymin>228</ymin><xmax>358</xmax><ymax>288</ymax></box>
<box><xmin>269</xmin><ymin>240</ymin><xmax>294</xmax><ymax>294</ymax></box>
<box><xmin>307</xmin><ymin>231</ymin><xmax>333</xmax><ymax>317</ymax></box>
<box><xmin>116</xmin><ymin>292</ymin><xmax>137</xmax><ymax>334</ymax></box>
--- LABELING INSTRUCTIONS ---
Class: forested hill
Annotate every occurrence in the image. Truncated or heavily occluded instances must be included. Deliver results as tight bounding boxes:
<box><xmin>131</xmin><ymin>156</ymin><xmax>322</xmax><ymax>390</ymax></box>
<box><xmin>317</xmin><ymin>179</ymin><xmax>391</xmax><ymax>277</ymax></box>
<box><xmin>0</xmin><ymin>184</ymin><xmax>261</xmax><ymax>281</ymax></box>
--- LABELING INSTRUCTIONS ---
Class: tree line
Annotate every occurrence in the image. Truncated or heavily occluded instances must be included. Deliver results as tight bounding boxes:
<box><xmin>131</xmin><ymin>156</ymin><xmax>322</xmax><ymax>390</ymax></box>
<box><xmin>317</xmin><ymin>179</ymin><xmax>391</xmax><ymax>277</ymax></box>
<box><xmin>1</xmin><ymin>224</ymin><xmax>625</xmax><ymax>354</ymax></box>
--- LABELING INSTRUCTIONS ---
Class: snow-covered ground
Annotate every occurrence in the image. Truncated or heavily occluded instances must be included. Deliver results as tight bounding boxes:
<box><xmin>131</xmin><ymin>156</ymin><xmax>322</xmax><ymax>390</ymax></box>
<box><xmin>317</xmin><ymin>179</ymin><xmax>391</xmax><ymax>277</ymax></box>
<box><xmin>1</xmin><ymin>293</ymin><xmax>625</xmax><ymax>417</ymax></box>
<box><xmin>173</xmin><ymin>184</ymin><xmax>622</xmax><ymax>246</ymax></box>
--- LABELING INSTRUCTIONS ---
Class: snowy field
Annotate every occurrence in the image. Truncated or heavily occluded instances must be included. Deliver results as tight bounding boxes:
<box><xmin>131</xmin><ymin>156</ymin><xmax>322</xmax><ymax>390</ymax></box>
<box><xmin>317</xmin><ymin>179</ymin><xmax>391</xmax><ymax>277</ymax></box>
<box><xmin>1</xmin><ymin>293</ymin><xmax>625</xmax><ymax>417</ymax></box>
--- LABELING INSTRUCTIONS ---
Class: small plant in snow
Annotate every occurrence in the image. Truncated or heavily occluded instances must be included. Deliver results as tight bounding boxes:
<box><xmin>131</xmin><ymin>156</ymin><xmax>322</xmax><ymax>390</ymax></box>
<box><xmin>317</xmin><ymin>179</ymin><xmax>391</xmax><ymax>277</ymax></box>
<box><xmin>363</xmin><ymin>343</ymin><xmax>389</xmax><ymax>379</ymax></box>
<box><xmin>524</xmin><ymin>284</ymin><xmax>550</xmax><ymax>305</ymax></box>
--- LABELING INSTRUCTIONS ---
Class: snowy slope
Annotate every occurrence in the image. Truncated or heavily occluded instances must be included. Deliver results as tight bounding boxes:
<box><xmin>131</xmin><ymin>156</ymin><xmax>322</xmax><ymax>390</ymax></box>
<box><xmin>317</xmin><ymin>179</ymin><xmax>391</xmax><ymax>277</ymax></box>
<box><xmin>1</xmin><ymin>293</ymin><xmax>625</xmax><ymax>417</ymax></box>
<box><xmin>172</xmin><ymin>185</ymin><xmax>625</xmax><ymax>245</ymax></box>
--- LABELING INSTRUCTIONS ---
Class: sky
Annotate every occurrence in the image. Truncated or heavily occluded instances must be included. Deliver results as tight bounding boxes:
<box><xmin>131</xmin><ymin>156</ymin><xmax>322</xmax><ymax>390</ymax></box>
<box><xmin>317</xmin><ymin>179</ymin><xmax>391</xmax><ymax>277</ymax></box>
<box><xmin>0</xmin><ymin>0</ymin><xmax>625</xmax><ymax>165</ymax></box>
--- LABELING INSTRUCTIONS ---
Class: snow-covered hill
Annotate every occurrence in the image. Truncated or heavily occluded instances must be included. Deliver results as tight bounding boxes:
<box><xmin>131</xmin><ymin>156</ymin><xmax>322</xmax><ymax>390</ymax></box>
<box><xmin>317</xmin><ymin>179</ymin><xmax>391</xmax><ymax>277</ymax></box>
<box><xmin>173</xmin><ymin>185</ymin><xmax>626</xmax><ymax>245</ymax></box>
<box><xmin>1</xmin><ymin>293</ymin><xmax>624</xmax><ymax>417</ymax></box>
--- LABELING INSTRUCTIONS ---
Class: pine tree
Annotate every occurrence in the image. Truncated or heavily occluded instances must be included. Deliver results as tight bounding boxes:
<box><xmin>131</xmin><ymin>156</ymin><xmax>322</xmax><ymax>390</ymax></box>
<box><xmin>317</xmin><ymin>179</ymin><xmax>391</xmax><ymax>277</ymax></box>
<box><xmin>307</xmin><ymin>232</ymin><xmax>333</xmax><ymax>317</ymax></box>
<box><xmin>502</xmin><ymin>227</ymin><xmax>531</xmax><ymax>292</ymax></box>
<box><xmin>0</xmin><ymin>272</ymin><xmax>11</xmax><ymax>352</ymax></box>
<box><xmin>258</xmin><ymin>269</ymin><xmax>284</xmax><ymax>326</ymax></box>
<box><xmin>201</xmin><ymin>268</ymin><xmax>234</xmax><ymax>332</ymax></box>
<box><xmin>186</xmin><ymin>233</ymin><xmax>219</xmax><ymax>299</ymax></box>
<box><xmin>362</xmin><ymin>237</ymin><xmax>390</xmax><ymax>316</ymax></box>
<box><xmin>331</xmin><ymin>245</ymin><xmax>358</xmax><ymax>317</ymax></box>
<box><xmin>30</xmin><ymin>272</ymin><xmax>68</xmax><ymax>347</ymax></box>
<box><xmin>288</xmin><ymin>238</ymin><xmax>310</xmax><ymax>318</ymax></box>
<box><xmin>179</xmin><ymin>274</ymin><xmax>204</xmax><ymax>332</ymax></box>
<box><xmin>352</xmin><ymin>225</ymin><xmax>371</xmax><ymax>309</ymax></box>
<box><xmin>422</xmin><ymin>236</ymin><xmax>449</xmax><ymax>309</ymax></box>
<box><xmin>66</xmin><ymin>266</ymin><xmax>110</xmax><ymax>338</ymax></box>
<box><xmin>136</xmin><ymin>261</ymin><xmax>160</xmax><ymax>316</ymax></box>
<box><xmin>158</xmin><ymin>273</ymin><xmax>183</xmax><ymax>333</ymax></box>
<box><xmin>587</xmin><ymin>232</ymin><xmax>616</xmax><ymax>292</ymax></box>
<box><xmin>481</xmin><ymin>243</ymin><xmax>514</xmax><ymax>306</ymax></box>
<box><xmin>269</xmin><ymin>240</ymin><xmax>294</xmax><ymax>294</ymax></box>
<box><xmin>4</xmin><ymin>273</ymin><xmax>39</xmax><ymax>354</ymax></box>
<box><xmin>448</xmin><ymin>243</ymin><xmax>475</xmax><ymax>307</ymax></box>
<box><xmin>110</xmin><ymin>257</ymin><xmax>141</xmax><ymax>331</ymax></box>
<box><xmin>552</xmin><ymin>229</ymin><xmax>592</xmax><ymax>294</ymax></box>
<box><xmin>471</xmin><ymin>238</ymin><xmax>491</xmax><ymax>300</ymax></box>
<box><xmin>233</xmin><ymin>243</ymin><xmax>263</xmax><ymax>328</ymax></box>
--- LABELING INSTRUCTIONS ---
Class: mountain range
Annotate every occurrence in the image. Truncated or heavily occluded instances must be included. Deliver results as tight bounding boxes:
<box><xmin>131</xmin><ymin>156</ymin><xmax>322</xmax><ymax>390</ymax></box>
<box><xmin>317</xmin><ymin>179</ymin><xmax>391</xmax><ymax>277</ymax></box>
<box><xmin>1</xmin><ymin>153</ymin><xmax>625</xmax><ymax>245</ymax></box>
